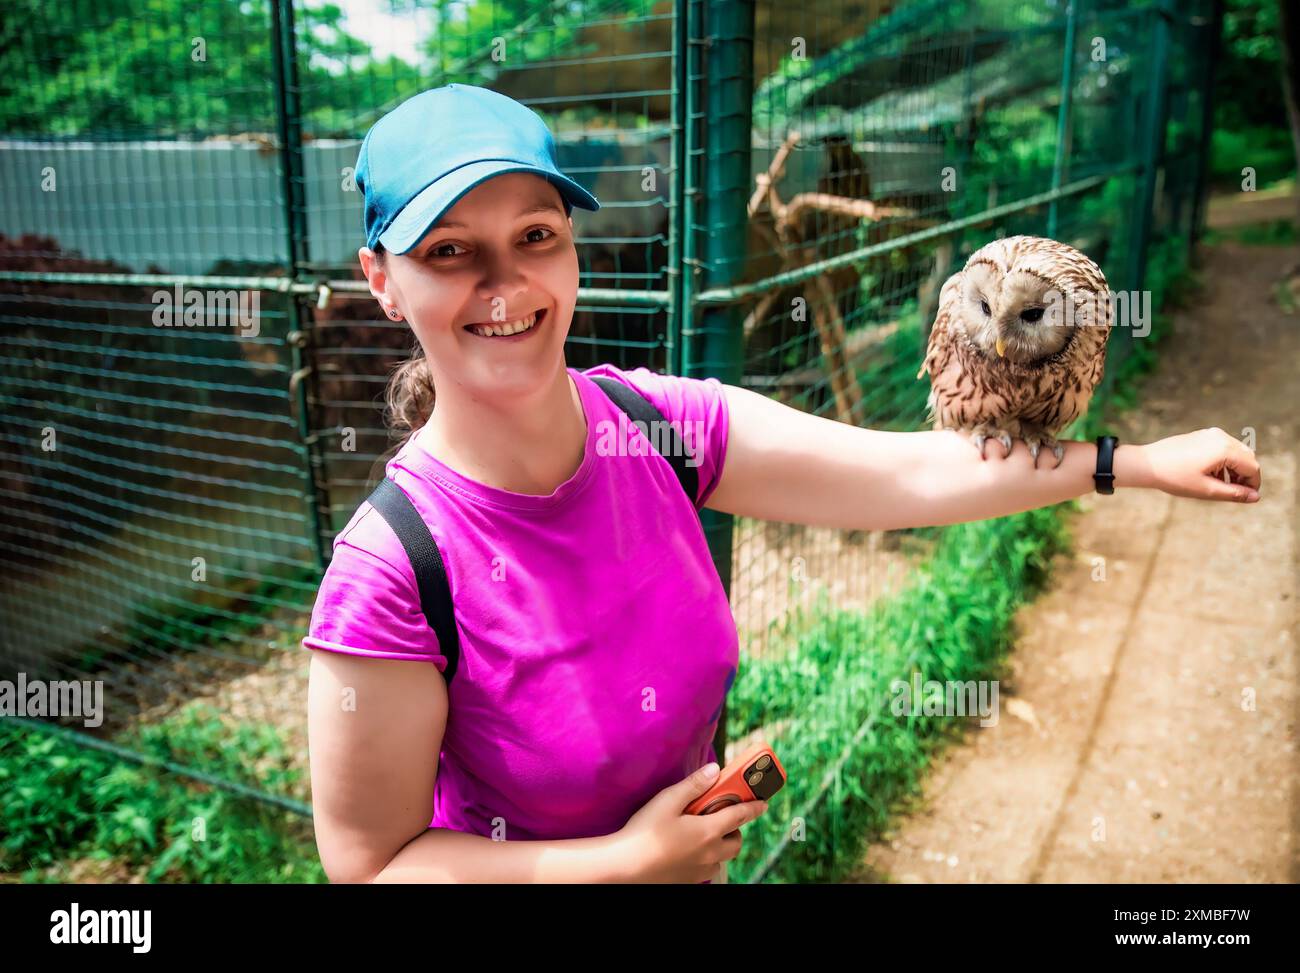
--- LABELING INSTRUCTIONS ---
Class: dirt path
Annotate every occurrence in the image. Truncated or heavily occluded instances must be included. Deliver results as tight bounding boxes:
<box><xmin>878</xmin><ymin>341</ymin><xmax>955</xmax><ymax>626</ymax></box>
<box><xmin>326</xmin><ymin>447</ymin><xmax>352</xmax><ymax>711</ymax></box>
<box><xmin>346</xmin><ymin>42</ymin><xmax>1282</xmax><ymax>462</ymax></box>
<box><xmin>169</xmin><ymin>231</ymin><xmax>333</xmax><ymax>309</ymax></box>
<box><xmin>852</xmin><ymin>201</ymin><xmax>1299</xmax><ymax>883</ymax></box>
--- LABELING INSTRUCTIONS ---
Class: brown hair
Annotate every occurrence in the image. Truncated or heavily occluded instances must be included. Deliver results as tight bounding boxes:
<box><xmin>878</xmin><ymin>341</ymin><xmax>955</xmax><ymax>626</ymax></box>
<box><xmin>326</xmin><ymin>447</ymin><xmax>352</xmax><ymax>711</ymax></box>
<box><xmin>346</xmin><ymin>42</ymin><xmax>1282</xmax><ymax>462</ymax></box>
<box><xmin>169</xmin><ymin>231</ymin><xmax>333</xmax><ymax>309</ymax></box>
<box><xmin>374</xmin><ymin>244</ymin><xmax>436</xmax><ymax>444</ymax></box>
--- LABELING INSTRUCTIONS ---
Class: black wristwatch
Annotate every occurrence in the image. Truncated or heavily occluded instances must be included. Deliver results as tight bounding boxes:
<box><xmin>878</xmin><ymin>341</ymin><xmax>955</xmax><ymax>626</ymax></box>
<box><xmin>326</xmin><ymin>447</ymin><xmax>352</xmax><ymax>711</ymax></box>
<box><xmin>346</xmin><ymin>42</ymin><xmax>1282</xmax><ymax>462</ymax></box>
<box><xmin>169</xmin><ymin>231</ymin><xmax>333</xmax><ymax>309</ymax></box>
<box><xmin>1094</xmin><ymin>435</ymin><xmax>1118</xmax><ymax>494</ymax></box>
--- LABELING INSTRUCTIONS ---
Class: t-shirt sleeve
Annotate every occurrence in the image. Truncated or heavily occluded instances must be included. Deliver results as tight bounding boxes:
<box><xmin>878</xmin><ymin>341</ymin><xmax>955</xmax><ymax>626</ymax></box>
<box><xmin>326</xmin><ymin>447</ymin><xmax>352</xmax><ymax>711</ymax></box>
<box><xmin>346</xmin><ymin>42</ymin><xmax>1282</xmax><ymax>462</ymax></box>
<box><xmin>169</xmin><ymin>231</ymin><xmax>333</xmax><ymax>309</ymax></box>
<box><xmin>301</xmin><ymin>506</ymin><xmax>448</xmax><ymax>671</ymax></box>
<box><xmin>583</xmin><ymin>363</ymin><xmax>731</xmax><ymax>509</ymax></box>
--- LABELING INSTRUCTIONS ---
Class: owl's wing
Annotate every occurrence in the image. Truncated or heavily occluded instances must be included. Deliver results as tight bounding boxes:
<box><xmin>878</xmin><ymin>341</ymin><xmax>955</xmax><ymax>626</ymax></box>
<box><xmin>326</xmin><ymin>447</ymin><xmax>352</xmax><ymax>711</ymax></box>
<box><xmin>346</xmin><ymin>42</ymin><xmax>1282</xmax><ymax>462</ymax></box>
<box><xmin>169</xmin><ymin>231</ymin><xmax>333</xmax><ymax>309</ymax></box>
<box><xmin>1069</xmin><ymin>296</ymin><xmax>1114</xmax><ymax>424</ymax></box>
<box><xmin>919</xmin><ymin>271</ymin><xmax>966</xmax><ymax>428</ymax></box>
<box><xmin>1038</xmin><ymin>273</ymin><xmax>1115</xmax><ymax>434</ymax></box>
<box><xmin>917</xmin><ymin>269</ymin><xmax>963</xmax><ymax>381</ymax></box>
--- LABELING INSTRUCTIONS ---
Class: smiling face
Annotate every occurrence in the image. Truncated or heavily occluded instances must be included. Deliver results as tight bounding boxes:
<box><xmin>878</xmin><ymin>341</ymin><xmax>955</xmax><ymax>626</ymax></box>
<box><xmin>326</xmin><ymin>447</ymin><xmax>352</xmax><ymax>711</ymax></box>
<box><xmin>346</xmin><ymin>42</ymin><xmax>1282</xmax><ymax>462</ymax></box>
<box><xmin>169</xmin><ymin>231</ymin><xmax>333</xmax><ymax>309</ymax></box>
<box><xmin>359</xmin><ymin>171</ymin><xmax>579</xmax><ymax>401</ymax></box>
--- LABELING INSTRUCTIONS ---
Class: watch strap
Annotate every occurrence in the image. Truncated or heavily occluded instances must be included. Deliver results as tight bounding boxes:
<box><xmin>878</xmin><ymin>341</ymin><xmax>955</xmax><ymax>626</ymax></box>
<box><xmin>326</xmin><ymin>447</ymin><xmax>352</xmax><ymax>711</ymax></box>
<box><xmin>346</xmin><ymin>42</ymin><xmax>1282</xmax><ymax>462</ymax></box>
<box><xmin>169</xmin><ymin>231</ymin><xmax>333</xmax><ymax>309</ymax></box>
<box><xmin>1094</xmin><ymin>435</ymin><xmax>1118</xmax><ymax>494</ymax></box>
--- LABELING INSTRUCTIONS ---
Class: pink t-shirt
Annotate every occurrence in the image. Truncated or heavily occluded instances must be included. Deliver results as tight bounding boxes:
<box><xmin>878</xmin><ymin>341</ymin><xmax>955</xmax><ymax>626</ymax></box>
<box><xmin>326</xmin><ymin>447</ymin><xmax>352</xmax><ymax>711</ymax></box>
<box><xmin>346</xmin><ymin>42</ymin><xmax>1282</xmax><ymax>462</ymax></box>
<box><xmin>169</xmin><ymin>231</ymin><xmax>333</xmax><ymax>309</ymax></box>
<box><xmin>303</xmin><ymin>363</ymin><xmax>739</xmax><ymax>847</ymax></box>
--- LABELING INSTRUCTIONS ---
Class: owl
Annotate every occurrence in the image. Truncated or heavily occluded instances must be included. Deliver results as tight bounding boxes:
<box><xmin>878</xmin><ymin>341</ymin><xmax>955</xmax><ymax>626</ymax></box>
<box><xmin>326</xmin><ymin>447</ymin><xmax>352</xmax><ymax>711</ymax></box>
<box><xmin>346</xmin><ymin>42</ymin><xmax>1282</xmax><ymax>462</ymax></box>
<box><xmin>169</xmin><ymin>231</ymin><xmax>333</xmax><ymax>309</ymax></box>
<box><xmin>916</xmin><ymin>235</ymin><xmax>1112</xmax><ymax>468</ymax></box>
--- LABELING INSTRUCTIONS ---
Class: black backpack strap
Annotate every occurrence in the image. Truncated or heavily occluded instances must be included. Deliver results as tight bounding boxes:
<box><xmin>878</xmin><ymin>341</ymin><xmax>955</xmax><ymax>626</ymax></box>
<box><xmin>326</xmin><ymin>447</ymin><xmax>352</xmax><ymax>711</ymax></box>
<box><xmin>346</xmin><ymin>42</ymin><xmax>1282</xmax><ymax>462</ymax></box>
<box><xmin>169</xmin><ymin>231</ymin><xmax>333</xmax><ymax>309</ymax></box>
<box><xmin>359</xmin><ymin>376</ymin><xmax>695</xmax><ymax>686</ymax></box>
<box><xmin>590</xmin><ymin>375</ymin><xmax>700</xmax><ymax>508</ymax></box>
<box><xmin>365</xmin><ymin>476</ymin><xmax>460</xmax><ymax>685</ymax></box>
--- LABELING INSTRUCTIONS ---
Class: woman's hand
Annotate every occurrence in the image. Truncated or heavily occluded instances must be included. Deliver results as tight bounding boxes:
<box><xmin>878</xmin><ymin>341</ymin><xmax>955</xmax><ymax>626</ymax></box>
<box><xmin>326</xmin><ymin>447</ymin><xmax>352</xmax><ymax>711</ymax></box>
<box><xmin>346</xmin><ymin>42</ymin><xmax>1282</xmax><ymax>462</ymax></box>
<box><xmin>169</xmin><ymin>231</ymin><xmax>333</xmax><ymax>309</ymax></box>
<box><xmin>1134</xmin><ymin>427</ymin><xmax>1261</xmax><ymax>502</ymax></box>
<box><xmin>607</xmin><ymin>763</ymin><xmax>770</xmax><ymax>883</ymax></box>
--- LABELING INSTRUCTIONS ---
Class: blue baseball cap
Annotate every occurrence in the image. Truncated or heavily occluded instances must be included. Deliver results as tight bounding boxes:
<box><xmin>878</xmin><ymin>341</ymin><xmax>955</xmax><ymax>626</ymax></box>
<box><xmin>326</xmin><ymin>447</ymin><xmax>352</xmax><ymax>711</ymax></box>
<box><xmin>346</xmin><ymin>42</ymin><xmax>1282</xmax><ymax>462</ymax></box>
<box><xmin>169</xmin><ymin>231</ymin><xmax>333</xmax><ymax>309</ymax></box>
<box><xmin>354</xmin><ymin>83</ymin><xmax>600</xmax><ymax>254</ymax></box>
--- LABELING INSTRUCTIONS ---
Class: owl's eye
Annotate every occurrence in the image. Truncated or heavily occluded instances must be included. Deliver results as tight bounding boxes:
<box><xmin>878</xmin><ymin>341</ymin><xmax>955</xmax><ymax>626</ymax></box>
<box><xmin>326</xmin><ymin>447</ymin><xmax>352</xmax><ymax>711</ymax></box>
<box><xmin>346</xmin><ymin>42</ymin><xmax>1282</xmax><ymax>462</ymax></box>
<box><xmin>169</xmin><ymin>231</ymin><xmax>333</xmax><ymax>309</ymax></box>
<box><xmin>979</xmin><ymin>299</ymin><xmax>991</xmax><ymax>316</ymax></box>
<box><xmin>1020</xmin><ymin>306</ymin><xmax>1045</xmax><ymax>323</ymax></box>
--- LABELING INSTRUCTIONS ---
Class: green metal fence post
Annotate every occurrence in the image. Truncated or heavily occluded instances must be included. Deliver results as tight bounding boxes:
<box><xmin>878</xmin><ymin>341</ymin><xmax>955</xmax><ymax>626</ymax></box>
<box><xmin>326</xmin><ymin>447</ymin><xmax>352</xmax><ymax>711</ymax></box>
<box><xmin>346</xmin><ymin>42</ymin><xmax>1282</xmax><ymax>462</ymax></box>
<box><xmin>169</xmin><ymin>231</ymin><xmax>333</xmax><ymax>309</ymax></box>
<box><xmin>1129</xmin><ymin>0</ymin><xmax>1173</xmax><ymax>296</ymax></box>
<box><xmin>1100</xmin><ymin>0</ymin><xmax>1172</xmax><ymax>401</ymax></box>
<box><xmin>270</xmin><ymin>0</ymin><xmax>328</xmax><ymax>571</ymax></box>
<box><xmin>680</xmin><ymin>0</ymin><xmax>755</xmax><ymax>774</ymax></box>
<box><xmin>1048</xmin><ymin>0</ymin><xmax>1081</xmax><ymax>239</ymax></box>
<box><xmin>270</xmin><ymin>0</ymin><xmax>310</xmax><ymax>275</ymax></box>
<box><xmin>666</xmin><ymin>0</ymin><xmax>691</xmax><ymax>379</ymax></box>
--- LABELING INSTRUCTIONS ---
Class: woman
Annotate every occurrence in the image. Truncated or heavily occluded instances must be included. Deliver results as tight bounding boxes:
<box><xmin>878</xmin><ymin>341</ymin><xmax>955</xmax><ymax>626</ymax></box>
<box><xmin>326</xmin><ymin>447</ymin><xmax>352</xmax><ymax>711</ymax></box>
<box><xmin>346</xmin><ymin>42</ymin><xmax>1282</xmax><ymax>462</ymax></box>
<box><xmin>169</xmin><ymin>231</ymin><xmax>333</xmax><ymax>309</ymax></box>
<box><xmin>304</xmin><ymin>84</ymin><xmax>1261</xmax><ymax>884</ymax></box>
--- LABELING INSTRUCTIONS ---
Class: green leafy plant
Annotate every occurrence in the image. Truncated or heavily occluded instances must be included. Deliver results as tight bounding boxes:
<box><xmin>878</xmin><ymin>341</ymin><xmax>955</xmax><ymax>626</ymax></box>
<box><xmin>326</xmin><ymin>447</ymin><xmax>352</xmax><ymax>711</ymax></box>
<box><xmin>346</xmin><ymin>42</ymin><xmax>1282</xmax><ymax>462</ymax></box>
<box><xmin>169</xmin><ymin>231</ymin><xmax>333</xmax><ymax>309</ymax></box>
<box><xmin>0</xmin><ymin>705</ymin><xmax>323</xmax><ymax>884</ymax></box>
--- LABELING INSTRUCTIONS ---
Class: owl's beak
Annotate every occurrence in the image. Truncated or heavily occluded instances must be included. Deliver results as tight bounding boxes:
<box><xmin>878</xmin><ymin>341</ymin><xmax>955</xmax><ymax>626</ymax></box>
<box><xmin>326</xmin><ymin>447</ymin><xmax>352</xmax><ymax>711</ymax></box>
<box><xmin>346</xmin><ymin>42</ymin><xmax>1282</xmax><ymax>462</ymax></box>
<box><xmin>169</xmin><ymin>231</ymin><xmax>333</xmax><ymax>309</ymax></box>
<box><xmin>995</xmin><ymin>337</ymin><xmax>1006</xmax><ymax>358</ymax></box>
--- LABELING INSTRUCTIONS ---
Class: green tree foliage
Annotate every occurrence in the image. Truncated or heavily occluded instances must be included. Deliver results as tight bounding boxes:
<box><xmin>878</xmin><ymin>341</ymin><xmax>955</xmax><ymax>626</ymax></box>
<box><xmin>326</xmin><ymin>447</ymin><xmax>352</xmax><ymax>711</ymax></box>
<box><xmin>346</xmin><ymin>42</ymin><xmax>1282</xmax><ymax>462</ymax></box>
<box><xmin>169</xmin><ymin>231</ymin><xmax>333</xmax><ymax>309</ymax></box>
<box><xmin>0</xmin><ymin>0</ymin><xmax>601</xmax><ymax>139</ymax></box>
<box><xmin>0</xmin><ymin>0</ymin><xmax>421</xmax><ymax>137</ymax></box>
<box><xmin>1209</xmin><ymin>0</ymin><xmax>1295</xmax><ymax>187</ymax></box>
<box><xmin>1218</xmin><ymin>0</ymin><xmax>1282</xmax><ymax>131</ymax></box>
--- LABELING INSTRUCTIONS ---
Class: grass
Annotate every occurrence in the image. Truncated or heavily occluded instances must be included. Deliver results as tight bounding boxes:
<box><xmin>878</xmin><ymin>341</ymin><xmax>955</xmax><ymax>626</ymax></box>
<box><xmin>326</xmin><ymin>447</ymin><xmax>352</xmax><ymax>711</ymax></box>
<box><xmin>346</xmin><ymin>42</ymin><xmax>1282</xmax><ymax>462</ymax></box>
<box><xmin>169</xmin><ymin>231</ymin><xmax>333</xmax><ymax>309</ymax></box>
<box><xmin>0</xmin><ymin>702</ymin><xmax>324</xmax><ymax>884</ymax></box>
<box><xmin>1202</xmin><ymin>218</ymin><xmax>1300</xmax><ymax>248</ymax></box>
<box><xmin>1208</xmin><ymin>127</ymin><xmax>1297</xmax><ymax>192</ymax></box>
<box><xmin>725</xmin><ymin>231</ymin><xmax>1197</xmax><ymax>883</ymax></box>
<box><xmin>729</xmin><ymin>506</ymin><xmax>1071</xmax><ymax>883</ymax></box>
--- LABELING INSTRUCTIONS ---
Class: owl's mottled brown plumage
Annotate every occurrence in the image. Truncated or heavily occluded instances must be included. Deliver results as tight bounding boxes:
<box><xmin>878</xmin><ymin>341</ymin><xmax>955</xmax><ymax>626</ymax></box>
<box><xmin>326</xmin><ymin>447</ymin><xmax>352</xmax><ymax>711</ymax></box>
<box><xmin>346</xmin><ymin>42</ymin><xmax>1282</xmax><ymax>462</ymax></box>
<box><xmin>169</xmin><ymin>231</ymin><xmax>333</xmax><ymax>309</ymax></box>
<box><xmin>917</xmin><ymin>235</ymin><xmax>1113</xmax><ymax>467</ymax></box>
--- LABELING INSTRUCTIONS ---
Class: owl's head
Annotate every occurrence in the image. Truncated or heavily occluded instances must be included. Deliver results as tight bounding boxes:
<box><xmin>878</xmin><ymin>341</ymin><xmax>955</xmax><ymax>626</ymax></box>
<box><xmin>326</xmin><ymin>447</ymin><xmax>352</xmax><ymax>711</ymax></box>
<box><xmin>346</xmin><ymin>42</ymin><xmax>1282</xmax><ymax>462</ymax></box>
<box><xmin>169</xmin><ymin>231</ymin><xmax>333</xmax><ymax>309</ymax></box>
<box><xmin>956</xmin><ymin>235</ymin><xmax>1109</xmax><ymax>366</ymax></box>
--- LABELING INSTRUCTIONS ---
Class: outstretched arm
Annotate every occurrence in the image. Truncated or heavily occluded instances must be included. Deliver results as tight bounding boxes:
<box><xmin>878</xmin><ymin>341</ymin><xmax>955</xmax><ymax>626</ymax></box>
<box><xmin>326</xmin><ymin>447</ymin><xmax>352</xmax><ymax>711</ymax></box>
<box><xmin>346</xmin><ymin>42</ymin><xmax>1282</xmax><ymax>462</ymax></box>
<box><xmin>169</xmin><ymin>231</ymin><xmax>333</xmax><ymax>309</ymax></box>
<box><xmin>703</xmin><ymin>384</ymin><xmax>1261</xmax><ymax>530</ymax></box>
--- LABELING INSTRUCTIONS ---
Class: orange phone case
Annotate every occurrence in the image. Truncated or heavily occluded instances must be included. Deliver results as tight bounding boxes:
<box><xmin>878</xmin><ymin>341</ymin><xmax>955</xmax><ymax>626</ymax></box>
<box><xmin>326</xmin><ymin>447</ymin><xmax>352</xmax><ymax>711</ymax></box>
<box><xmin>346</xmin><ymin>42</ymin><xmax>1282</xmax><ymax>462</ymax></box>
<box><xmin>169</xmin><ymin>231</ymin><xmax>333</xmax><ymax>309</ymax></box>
<box><xmin>685</xmin><ymin>741</ymin><xmax>786</xmax><ymax>815</ymax></box>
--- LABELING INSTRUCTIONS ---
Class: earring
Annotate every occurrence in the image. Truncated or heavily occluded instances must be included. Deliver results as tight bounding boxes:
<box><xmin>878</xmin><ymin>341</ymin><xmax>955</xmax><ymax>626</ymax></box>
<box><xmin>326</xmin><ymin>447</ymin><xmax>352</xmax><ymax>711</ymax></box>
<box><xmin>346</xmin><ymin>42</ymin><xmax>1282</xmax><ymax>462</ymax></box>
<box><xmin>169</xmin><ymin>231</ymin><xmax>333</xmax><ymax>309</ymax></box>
<box><xmin>387</xmin><ymin>307</ymin><xmax>401</xmax><ymax>320</ymax></box>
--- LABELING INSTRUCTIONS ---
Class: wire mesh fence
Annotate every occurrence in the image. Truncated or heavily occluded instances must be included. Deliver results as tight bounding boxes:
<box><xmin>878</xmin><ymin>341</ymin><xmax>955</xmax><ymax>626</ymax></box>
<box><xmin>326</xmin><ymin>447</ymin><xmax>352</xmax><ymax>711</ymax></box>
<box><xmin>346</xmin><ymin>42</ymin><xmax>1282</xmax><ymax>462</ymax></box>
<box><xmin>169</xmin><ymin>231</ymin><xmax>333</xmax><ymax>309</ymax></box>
<box><xmin>0</xmin><ymin>0</ymin><xmax>1219</xmax><ymax>881</ymax></box>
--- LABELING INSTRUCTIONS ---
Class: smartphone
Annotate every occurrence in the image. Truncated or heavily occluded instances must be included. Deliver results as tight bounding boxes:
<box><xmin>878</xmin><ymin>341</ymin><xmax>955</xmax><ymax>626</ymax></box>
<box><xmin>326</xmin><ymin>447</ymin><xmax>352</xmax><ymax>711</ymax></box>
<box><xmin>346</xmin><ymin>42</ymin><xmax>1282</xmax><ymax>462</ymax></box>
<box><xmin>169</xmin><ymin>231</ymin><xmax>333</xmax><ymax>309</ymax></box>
<box><xmin>685</xmin><ymin>741</ymin><xmax>786</xmax><ymax>816</ymax></box>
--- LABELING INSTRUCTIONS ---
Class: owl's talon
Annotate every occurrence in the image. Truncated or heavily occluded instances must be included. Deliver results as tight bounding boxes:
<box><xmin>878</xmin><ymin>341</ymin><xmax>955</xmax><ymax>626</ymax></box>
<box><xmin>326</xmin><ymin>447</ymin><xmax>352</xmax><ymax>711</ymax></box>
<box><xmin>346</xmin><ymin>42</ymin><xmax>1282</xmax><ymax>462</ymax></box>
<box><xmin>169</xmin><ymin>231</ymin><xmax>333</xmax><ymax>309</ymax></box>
<box><xmin>1023</xmin><ymin>426</ymin><xmax>1060</xmax><ymax>470</ymax></box>
<box><xmin>968</xmin><ymin>426</ymin><xmax>1015</xmax><ymax>460</ymax></box>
